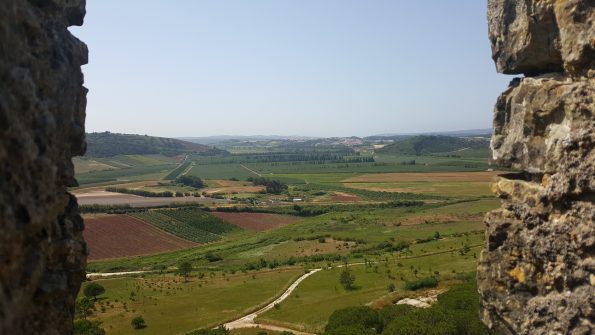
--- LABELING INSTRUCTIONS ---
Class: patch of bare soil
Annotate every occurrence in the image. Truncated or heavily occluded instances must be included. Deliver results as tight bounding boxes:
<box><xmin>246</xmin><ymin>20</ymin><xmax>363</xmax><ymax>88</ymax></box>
<box><xmin>211</xmin><ymin>212</ymin><xmax>301</xmax><ymax>231</ymax></box>
<box><xmin>330</xmin><ymin>192</ymin><xmax>362</xmax><ymax>202</ymax></box>
<box><xmin>83</xmin><ymin>215</ymin><xmax>197</xmax><ymax>260</ymax></box>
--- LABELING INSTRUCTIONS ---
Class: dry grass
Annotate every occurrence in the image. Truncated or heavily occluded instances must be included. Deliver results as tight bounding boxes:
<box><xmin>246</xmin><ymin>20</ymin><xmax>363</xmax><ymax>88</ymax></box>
<box><xmin>342</xmin><ymin>171</ymin><xmax>502</xmax><ymax>183</ymax></box>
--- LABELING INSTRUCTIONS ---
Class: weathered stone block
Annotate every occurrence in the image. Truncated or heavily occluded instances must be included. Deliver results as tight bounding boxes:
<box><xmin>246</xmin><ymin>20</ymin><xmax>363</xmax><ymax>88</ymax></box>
<box><xmin>488</xmin><ymin>0</ymin><xmax>594</xmax><ymax>76</ymax></box>
<box><xmin>479</xmin><ymin>193</ymin><xmax>594</xmax><ymax>334</ymax></box>
<box><xmin>0</xmin><ymin>0</ymin><xmax>87</xmax><ymax>334</ymax></box>
<box><xmin>554</xmin><ymin>0</ymin><xmax>595</xmax><ymax>76</ymax></box>
<box><xmin>488</xmin><ymin>0</ymin><xmax>563</xmax><ymax>75</ymax></box>
<box><xmin>491</xmin><ymin>75</ymin><xmax>594</xmax><ymax>192</ymax></box>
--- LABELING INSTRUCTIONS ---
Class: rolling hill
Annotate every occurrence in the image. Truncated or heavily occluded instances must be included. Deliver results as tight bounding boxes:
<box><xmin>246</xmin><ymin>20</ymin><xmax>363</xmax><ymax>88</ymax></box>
<box><xmin>376</xmin><ymin>135</ymin><xmax>490</xmax><ymax>156</ymax></box>
<box><xmin>85</xmin><ymin>132</ymin><xmax>216</xmax><ymax>157</ymax></box>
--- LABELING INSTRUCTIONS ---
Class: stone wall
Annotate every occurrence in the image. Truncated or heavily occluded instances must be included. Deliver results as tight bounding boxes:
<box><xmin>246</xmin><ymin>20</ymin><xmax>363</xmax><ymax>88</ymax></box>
<box><xmin>0</xmin><ymin>0</ymin><xmax>87</xmax><ymax>334</ymax></box>
<box><xmin>479</xmin><ymin>1</ymin><xmax>594</xmax><ymax>334</ymax></box>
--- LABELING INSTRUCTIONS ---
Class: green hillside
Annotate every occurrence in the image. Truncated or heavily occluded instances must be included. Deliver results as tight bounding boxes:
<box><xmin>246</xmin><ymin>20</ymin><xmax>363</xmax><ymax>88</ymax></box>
<box><xmin>85</xmin><ymin>132</ymin><xmax>213</xmax><ymax>157</ymax></box>
<box><xmin>376</xmin><ymin>135</ymin><xmax>489</xmax><ymax>156</ymax></box>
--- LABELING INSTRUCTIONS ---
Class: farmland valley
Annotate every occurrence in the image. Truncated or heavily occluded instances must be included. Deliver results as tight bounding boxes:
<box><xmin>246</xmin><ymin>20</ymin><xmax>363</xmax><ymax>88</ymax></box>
<box><xmin>74</xmin><ymin>131</ymin><xmax>499</xmax><ymax>335</ymax></box>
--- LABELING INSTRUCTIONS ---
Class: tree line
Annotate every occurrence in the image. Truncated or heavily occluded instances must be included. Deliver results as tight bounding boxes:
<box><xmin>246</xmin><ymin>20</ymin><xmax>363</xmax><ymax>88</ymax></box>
<box><xmin>105</xmin><ymin>187</ymin><xmax>175</xmax><ymax>197</ymax></box>
<box><xmin>247</xmin><ymin>177</ymin><xmax>288</xmax><ymax>194</ymax></box>
<box><xmin>192</xmin><ymin>150</ymin><xmax>373</xmax><ymax>165</ymax></box>
<box><xmin>175</xmin><ymin>175</ymin><xmax>205</xmax><ymax>188</ymax></box>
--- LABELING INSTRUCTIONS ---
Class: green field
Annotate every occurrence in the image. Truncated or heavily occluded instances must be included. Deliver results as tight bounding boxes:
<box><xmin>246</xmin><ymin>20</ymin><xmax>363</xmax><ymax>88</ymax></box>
<box><xmin>75</xmin><ymin>163</ymin><xmax>176</xmax><ymax>186</ymax></box>
<box><xmin>87</xmin><ymin>199</ymin><xmax>495</xmax><ymax>273</ymax></box>
<box><xmin>82</xmin><ymin>269</ymin><xmax>301</xmax><ymax>335</ymax></box>
<box><xmin>186</xmin><ymin>164</ymin><xmax>257</xmax><ymax>180</ymax></box>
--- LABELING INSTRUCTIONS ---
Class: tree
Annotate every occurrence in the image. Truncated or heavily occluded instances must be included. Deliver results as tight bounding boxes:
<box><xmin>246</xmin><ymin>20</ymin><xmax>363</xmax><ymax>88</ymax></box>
<box><xmin>73</xmin><ymin>319</ymin><xmax>106</xmax><ymax>335</ymax></box>
<box><xmin>83</xmin><ymin>282</ymin><xmax>105</xmax><ymax>301</ymax></box>
<box><xmin>175</xmin><ymin>175</ymin><xmax>205</xmax><ymax>188</ymax></box>
<box><xmin>131</xmin><ymin>316</ymin><xmax>146</xmax><ymax>329</ymax></box>
<box><xmin>339</xmin><ymin>268</ymin><xmax>356</xmax><ymax>290</ymax></box>
<box><xmin>248</xmin><ymin>177</ymin><xmax>287</xmax><ymax>194</ymax></box>
<box><xmin>75</xmin><ymin>297</ymin><xmax>94</xmax><ymax>320</ymax></box>
<box><xmin>325</xmin><ymin>306</ymin><xmax>382</xmax><ymax>335</ymax></box>
<box><xmin>178</xmin><ymin>261</ymin><xmax>192</xmax><ymax>282</ymax></box>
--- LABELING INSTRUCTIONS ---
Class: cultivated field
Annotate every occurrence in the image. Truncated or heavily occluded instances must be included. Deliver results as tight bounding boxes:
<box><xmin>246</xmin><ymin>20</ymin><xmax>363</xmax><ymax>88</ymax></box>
<box><xmin>204</xmin><ymin>185</ymin><xmax>265</xmax><ymax>195</ymax></box>
<box><xmin>73</xmin><ymin>157</ymin><xmax>116</xmax><ymax>174</ymax></box>
<box><xmin>211</xmin><ymin>212</ymin><xmax>302</xmax><ymax>231</ymax></box>
<box><xmin>342</xmin><ymin>171</ymin><xmax>500</xmax><ymax>183</ymax></box>
<box><xmin>330</xmin><ymin>192</ymin><xmax>361</xmax><ymax>202</ymax></box>
<box><xmin>75</xmin><ymin>191</ymin><xmax>228</xmax><ymax>207</ymax></box>
<box><xmin>340</xmin><ymin>171</ymin><xmax>501</xmax><ymax>198</ymax></box>
<box><xmin>129</xmin><ymin>209</ymin><xmax>239</xmax><ymax>243</ymax></box>
<box><xmin>83</xmin><ymin>215</ymin><xmax>197</xmax><ymax>260</ymax></box>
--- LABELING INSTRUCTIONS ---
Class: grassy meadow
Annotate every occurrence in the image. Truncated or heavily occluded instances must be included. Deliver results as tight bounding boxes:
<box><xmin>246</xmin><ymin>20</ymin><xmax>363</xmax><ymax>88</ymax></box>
<box><xmin>82</xmin><ymin>269</ymin><xmax>301</xmax><ymax>335</ymax></box>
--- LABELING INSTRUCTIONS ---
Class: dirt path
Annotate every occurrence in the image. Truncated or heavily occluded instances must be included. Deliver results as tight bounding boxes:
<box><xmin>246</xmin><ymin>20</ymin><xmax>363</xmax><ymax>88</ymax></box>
<box><xmin>240</xmin><ymin>164</ymin><xmax>262</xmax><ymax>177</ymax></box>
<box><xmin>223</xmin><ymin>262</ymin><xmax>367</xmax><ymax>334</ymax></box>
<box><xmin>86</xmin><ymin>270</ymin><xmax>148</xmax><ymax>278</ymax></box>
<box><xmin>223</xmin><ymin>269</ymin><xmax>321</xmax><ymax>334</ymax></box>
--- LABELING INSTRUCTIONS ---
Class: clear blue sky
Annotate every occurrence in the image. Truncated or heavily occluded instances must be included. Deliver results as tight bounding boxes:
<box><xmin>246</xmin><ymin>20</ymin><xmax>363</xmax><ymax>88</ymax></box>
<box><xmin>71</xmin><ymin>0</ymin><xmax>512</xmax><ymax>137</ymax></box>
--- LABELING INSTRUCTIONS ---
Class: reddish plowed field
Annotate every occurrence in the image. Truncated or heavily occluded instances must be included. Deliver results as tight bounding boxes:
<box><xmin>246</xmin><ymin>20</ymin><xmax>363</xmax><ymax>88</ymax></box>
<box><xmin>210</xmin><ymin>212</ymin><xmax>302</xmax><ymax>231</ymax></box>
<box><xmin>331</xmin><ymin>194</ymin><xmax>361</xmax><ymax>202</ymax></box>
<box><xmin>83</xmin><ymin>215</ymin><xmax>196</xmax><ymax>260</ymax></box>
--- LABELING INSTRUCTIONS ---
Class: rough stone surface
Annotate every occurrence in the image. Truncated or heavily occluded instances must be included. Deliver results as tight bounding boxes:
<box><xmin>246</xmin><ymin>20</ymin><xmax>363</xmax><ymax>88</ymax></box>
<box><xmin>0</xmin><ymin>0</ymin><xmax>88</xmax><ymax>334</ymax></box>
<box><xmin>480</xmin><ymin>1</ymin><xmax>594</xmax><ymax>334</ymax></box>
<box><xmin>555</xmin><ymin>0</ymin><xmax>595</xmax><ymax>76</ymax></box>
<box><xmin>488</xmin><ymin>0</ymin><xmax>594</xmax><ymax>76</ymax></box>
<box><xmin>491</xmin><ymin>75</ymin><xmax>594</xmax><ymax>189</ymax></box>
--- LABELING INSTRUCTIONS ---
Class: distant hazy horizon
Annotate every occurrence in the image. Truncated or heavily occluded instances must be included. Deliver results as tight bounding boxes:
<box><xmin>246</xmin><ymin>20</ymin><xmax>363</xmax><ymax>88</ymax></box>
<box><xmin>71</xmin><ymin>1</ymin><xmax>512</xmax><ymax>138</ymax></box>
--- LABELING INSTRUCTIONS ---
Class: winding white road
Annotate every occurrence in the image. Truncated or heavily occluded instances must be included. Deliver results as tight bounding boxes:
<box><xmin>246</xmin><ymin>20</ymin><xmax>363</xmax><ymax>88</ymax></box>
<box><xmin>223</xmin><ymin>268</ymin><xmax>322</xmax><ymax>334</ymax></box>
<box><xmin>222</xmin><ymin>262</ymin><xmax>368</xmax><ymax>334</ymax></box>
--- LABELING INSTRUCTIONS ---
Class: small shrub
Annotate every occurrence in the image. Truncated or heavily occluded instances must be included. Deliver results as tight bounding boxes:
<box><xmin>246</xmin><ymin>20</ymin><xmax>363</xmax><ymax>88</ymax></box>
<box><xmin>131</xmin><ymin>316</ymin><xmax>146</xmax><ymax>330</ymax></box>
<box><xmin>404</xmin><ymin>276</ymin><xmax>438</xmax><ymax>291</ymax></box>
<box><xmin>73</xmin><ymin>319</ymin><xmax>106</xmax><ymax>335</ymax></box>
<box><xmin>339</xmin><ymin>269</ymin><xmax>356</xmax><ymax>290</ymax></box>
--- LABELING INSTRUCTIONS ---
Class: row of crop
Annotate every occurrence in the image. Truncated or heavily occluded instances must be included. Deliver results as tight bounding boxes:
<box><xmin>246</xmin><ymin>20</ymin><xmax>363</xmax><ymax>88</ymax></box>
<box><xmin>129</xmin><ymin>211</ymin><xmax>221</xmax><ymax>243</ymax></box>
<box><xmin>155</xmin><ymin>208</ymin><xmax>239</xmax><ymax>235</ymax></box>
<box><xmin>163</xmin><ymin>160</ymin><xmax>191</xmax><ymax>180</ymax></box>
